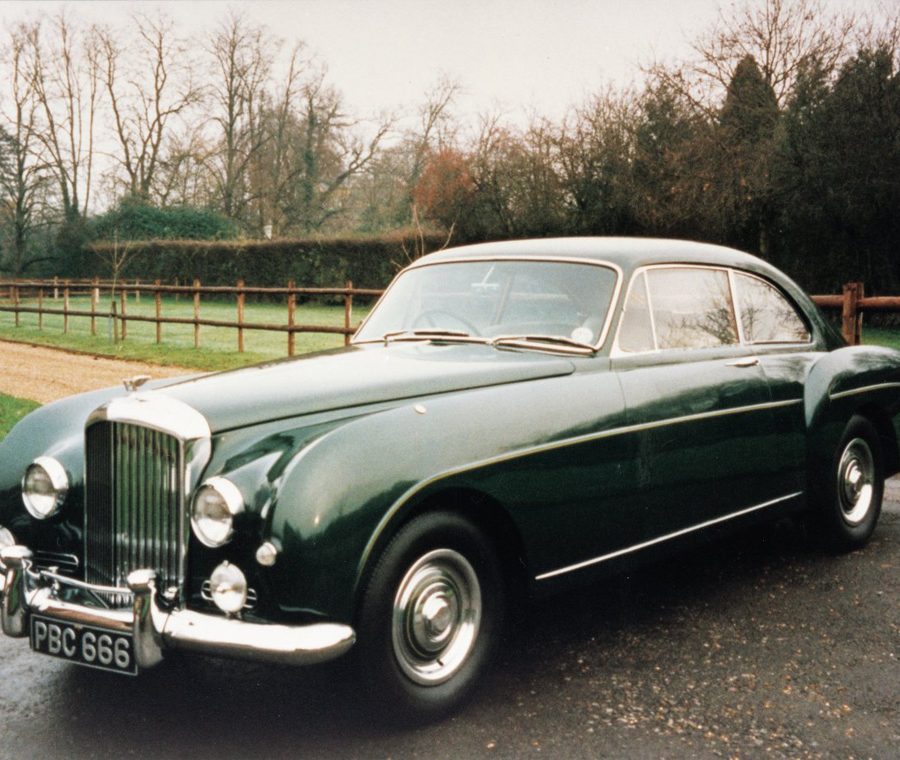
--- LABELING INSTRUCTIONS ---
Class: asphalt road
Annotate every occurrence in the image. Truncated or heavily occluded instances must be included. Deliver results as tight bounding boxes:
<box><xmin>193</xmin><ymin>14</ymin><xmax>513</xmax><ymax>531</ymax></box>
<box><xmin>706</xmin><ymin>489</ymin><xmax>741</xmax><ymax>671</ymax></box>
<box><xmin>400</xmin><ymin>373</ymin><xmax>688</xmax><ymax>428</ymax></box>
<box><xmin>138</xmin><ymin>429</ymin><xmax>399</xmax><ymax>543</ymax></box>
<box><xmin>1</xmin><ymin>493</ymin><xmax>897</xmax><ymax>760</ymax></box>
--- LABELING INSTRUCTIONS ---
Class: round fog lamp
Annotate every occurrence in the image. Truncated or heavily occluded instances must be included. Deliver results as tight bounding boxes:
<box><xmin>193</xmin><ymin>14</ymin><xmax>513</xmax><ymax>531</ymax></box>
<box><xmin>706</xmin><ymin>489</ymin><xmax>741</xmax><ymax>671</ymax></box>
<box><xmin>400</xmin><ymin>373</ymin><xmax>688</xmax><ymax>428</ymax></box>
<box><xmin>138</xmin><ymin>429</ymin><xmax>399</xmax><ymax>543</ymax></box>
<box><xmin>210</xmin><ymin>562</ymin><xmax>248</xmax><ymax>614</ymax></box>
<box><xmin>191</xmin><ymin>477</ymin><xmax>244</xmax><ymax>547</ymax></box>
<box><xmin>0</xmin><ymin>526</ymin><xmax>16</xmax><ymax>550</ymax></box>
<box><xmin>22</xmin><ymin>457</ymin><xmax>68</xmax><ymax>519</ymax></box>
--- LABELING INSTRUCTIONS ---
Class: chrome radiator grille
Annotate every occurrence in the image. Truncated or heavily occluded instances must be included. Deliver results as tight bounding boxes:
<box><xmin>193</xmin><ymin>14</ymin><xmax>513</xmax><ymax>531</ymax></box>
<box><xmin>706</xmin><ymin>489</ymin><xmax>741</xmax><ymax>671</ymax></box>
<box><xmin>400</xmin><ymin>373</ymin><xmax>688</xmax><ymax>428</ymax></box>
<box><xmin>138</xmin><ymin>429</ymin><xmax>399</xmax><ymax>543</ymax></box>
<box><xmin>85</xmin><ymin>421</ymin><xmax>185</xmax><ymax>598</ymax></box>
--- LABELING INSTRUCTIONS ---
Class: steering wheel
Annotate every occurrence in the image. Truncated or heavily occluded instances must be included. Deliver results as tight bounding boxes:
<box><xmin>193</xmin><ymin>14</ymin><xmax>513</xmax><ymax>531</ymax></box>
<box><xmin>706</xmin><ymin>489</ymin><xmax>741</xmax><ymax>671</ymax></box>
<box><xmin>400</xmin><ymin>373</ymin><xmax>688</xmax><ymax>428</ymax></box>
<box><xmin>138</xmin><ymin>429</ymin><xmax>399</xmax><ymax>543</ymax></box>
<box><xmin>412</xmin><ymin>310</ymin><xmax>479</xmax><ymax>335</ymax></box>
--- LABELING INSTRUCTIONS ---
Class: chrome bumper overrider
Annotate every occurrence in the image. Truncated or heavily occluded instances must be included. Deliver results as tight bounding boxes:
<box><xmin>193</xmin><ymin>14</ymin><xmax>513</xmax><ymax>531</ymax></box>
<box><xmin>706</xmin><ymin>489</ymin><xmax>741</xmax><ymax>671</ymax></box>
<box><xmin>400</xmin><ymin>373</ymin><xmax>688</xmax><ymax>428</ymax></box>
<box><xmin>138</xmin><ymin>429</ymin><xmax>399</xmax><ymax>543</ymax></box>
<box><xmin>0</xmin><ymin>546</ymin><xmax>355</xmax><ymax>668</ymax></box>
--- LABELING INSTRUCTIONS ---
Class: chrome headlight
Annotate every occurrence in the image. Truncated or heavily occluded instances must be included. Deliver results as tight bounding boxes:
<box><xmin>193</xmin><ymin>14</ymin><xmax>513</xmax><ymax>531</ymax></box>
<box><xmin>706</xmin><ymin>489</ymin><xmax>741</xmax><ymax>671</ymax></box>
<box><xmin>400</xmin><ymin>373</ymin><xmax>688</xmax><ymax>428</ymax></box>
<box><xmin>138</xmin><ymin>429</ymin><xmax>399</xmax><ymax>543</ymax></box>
<box><xmin>191</xmin><ymin>477</ymin><xmax>244</xmax><ymax>547</ymax></box>
<box><xmin>22</xmin><ymin>457</ymin><xmax>68</xmax><ymax>519</ymax></box>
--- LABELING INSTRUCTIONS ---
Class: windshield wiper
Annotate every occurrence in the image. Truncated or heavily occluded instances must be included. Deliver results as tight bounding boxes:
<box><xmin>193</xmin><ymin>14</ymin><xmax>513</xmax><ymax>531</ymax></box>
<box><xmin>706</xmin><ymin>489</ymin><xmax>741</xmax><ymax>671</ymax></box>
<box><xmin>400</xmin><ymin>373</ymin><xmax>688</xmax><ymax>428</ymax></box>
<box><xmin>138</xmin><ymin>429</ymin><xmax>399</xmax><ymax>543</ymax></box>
<box><xmin>489</xmin><ymin>334</ymin><xmax>598</xmax><ymax>355</ymax></box>
<box><xmin>382</xmin><ymin>329</ymin><xmax>488</xmax><ymax>345</ymax></box>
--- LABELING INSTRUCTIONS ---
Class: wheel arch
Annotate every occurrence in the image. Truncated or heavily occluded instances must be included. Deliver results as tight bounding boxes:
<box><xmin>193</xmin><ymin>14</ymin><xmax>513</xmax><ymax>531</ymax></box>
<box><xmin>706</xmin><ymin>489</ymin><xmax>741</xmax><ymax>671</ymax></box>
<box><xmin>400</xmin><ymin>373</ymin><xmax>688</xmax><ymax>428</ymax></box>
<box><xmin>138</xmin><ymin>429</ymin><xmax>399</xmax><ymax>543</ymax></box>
<box><xmin>854</xmin><ymin>402</ymin><xmax>900</xmax><ymax>476</ymax></box>
<box><xmin>352</xmin><ymin>486</ymin><xmax>531</xmax><ymax>622</ymax></box>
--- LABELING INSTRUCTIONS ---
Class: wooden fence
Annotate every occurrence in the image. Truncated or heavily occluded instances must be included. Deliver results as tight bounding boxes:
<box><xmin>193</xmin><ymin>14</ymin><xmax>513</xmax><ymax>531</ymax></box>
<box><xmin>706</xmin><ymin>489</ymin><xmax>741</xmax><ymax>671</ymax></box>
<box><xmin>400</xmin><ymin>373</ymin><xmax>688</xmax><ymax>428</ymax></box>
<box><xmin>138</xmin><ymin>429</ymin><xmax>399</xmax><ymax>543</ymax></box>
<box><xmin>811</xmin><ymin>282</ymin><xmax>900</xmax><ymax>345</ymax></box>
<box><xmin>0</xmin><ymin>277</ymin><xmax>384</xmax><ymax>355</ymax></box>
<box><xmin>0</xmin><ymin>277</ymin><xmax>894</xmax><ymax>352</ymax></box>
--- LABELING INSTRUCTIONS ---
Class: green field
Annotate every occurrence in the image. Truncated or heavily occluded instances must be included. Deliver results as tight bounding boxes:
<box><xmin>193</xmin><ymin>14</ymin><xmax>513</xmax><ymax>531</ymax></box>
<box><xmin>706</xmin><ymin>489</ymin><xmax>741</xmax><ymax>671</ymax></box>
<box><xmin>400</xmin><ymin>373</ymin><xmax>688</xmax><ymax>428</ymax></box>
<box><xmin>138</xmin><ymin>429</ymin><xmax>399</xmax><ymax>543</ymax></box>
<box><xmin>0</xmin><ymin>294</ymin><xmax>372</xmax><ymax>371</ymax></box>
<box><xmin>0</xmin><ymin>393</ymin><xmax>39</xmax><ymax>440</ymax></box>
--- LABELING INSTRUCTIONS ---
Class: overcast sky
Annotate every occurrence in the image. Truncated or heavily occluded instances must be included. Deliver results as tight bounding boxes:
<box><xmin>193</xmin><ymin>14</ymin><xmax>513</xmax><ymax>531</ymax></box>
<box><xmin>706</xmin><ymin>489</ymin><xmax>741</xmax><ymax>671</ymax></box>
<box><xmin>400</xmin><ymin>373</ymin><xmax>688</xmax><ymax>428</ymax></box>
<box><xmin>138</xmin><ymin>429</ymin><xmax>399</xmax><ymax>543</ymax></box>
<box><xmin>2</xmin><ymin>0</ymin><xmax>889</xmax><ymax>128</ymax></box>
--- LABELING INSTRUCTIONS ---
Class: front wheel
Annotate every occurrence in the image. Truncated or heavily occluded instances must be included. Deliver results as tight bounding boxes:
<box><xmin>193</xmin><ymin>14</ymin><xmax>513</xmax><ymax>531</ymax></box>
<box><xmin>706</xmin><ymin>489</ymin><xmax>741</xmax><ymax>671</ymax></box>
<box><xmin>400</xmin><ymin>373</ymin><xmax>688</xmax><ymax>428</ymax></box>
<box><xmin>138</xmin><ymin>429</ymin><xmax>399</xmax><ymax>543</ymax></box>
<box><xmin>815</xmin><ymin>415</ymin><xmax>884</xmax><ymax>551</ymax></box>
<box><xmin>356</xmin><ymin>512</ymin><xmax>505</xmax><ymax>723</ymax></box>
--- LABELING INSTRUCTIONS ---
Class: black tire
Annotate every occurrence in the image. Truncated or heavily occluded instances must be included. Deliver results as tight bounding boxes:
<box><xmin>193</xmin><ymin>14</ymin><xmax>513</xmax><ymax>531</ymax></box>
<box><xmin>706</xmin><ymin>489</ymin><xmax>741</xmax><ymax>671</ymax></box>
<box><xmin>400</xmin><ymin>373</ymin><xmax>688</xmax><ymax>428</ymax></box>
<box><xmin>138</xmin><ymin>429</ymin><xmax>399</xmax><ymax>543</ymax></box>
<box><xmin>815</xmin><ymin>415</ymin><xmax>884</xmax><ymax>552</ymax></box>
<box><xmin>356</xmin><ymin>511</ymin><xmax>505</xmax><ymax>723</ymax></box>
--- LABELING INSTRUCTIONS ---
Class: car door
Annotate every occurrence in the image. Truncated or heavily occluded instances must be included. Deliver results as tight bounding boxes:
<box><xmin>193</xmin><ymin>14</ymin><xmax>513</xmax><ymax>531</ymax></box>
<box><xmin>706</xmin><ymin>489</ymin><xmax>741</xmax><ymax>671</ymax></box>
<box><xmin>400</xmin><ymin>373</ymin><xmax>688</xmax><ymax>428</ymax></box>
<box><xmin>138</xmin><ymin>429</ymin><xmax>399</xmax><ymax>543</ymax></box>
<box><xmin>730</xmin><ymin>270</ymin><xmax>820</xmax><ymax>495</ymax></box>
<box><xmin>610</xmin><ymin>266</ymin><xmax>786</xmax><ymax>540</ymax></box>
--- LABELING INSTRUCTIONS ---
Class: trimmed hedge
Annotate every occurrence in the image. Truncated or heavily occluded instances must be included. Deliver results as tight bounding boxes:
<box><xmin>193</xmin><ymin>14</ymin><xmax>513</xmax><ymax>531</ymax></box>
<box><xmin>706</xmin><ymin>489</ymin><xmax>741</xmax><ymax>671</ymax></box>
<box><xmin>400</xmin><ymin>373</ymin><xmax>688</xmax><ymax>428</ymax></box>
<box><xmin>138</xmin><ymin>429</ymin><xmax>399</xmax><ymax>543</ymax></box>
<box><xmin>84</xmin><ymin>231</ymin><xmax>449</xmax><ymax>289</ymax></box>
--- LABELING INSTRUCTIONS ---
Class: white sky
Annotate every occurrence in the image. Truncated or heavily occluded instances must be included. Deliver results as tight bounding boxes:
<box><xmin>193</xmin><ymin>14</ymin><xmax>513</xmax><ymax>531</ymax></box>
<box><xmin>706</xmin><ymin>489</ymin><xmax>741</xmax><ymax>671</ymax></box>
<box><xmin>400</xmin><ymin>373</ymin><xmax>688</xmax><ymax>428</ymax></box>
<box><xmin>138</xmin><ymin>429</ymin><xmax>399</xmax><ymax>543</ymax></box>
<box><xmin>2</xmin><ymin>0</ymin><xmax>888</xmax><ymax>129</ymax></box>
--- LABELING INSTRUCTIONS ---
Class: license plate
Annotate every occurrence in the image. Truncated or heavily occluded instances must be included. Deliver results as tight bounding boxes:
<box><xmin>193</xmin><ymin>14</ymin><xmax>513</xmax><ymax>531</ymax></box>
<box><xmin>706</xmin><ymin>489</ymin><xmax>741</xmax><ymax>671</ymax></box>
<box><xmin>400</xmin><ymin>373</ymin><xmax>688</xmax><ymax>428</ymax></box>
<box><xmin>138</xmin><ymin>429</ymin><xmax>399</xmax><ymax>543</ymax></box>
<box><xmin>29</xmin><ymin>615</ymin><xmax>137</xmax><ymax>676</ymax></box>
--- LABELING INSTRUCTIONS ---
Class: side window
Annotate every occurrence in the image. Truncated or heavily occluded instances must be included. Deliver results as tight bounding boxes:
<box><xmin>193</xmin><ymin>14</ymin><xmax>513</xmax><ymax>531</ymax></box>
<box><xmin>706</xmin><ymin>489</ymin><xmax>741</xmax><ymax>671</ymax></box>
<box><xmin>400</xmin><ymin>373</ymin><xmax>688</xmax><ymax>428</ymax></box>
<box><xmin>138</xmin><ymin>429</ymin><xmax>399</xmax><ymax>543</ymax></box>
<box><xmin>647</xmin><ymin>268</ymin><xmax>739</xmax><ymax>349</ymax></box>
<box><xmin>733</xmin><ymin>273</ymin><xmax>810</xmax><ymax>344</ymax></box>
<box><xmin>617</xmin><ymin>272</ymin><xmax>655</xmax><ymax>353</ymax></box>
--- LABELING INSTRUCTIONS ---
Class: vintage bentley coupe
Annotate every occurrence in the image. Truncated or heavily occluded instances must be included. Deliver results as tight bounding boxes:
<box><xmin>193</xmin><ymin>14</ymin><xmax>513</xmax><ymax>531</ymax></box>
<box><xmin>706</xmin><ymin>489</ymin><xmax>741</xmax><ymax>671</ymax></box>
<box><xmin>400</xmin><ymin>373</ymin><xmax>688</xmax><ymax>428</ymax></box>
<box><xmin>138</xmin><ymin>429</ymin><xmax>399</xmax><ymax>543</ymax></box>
<box><xmin>2</xmin><ymin>238</ymin><xmax>898</xmax><ymax>720</ymax></box>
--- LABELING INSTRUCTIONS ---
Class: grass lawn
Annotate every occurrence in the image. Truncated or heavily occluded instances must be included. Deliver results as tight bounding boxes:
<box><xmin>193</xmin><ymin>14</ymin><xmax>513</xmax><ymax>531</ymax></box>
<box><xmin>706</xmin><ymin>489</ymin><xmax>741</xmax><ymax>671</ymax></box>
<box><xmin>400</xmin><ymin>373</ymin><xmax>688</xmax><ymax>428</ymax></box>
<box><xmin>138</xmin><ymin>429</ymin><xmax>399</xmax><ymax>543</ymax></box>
<box><xmin>0</xmin><ymin>294</ymin><xmax>372</xmax><ymax>372</ymax></box>
<box><xmin>863</xmin><ymin>327</ymin><xmax>900</xmax><ymax>351</ymax></box>
<box><xmin>0</xmin><ymin>393</ymin><xmax>39</xmax><ymax>441</ymax></box>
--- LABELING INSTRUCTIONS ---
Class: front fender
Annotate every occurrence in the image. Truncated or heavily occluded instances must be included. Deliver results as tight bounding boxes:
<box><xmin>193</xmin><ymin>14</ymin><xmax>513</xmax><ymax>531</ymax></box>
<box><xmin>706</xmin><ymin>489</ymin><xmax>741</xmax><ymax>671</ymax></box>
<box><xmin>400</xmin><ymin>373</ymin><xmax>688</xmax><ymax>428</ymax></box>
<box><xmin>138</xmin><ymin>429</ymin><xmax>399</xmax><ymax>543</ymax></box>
<box><xmin>267</xmin><ymin>367</ymin><xmax>625</xmax><ymax>622</ymax></box>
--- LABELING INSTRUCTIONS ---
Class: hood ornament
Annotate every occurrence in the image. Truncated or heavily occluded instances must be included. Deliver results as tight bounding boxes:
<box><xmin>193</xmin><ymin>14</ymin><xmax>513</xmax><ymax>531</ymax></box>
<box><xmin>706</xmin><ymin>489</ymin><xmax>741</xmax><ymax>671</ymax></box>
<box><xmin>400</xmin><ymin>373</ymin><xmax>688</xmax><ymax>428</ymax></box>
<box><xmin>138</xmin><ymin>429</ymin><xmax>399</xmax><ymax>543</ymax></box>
<box><xmin>123</xmin><ymin>375</ymin><xmax>152</xmax><ymax>393</ymax></box>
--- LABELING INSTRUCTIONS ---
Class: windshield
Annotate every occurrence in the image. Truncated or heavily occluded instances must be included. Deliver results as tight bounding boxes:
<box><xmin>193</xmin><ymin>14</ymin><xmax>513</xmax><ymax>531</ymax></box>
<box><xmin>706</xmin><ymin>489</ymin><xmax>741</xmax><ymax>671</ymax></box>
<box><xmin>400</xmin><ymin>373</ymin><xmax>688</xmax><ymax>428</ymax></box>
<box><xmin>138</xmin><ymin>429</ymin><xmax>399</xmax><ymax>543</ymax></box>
<box><xmin>354</xmin><ymin>259</ymin><xmax>618</xmax><ymax>347</ymax></box>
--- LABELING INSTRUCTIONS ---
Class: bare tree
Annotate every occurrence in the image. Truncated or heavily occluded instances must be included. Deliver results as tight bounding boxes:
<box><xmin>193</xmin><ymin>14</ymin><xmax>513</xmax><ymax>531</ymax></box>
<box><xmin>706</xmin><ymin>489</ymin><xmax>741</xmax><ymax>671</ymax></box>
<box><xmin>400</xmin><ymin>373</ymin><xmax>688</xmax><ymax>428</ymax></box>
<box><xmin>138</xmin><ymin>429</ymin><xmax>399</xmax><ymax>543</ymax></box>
<box><xmin>270</xmin><ymin>66</ymin><xmax>391</xmax><ymax>233</ymax></box>
<box><xmin>649</xmin><ymin>0</ymin><xmax>854</xmax><ymax>114</ymax></box>
<box><xmin>206</xmin><ymin>12</ymin><xmax>275</xmax><ymax>223</ymax></box>
<box><xmin>0</xmin><ymin>23</ymin><xmax>53</xmax><ymax>275</ymax></box>
<box><xmin>98</xmin><ymin>13</ymin><xmax>201</xmax><ymax>200</ymax></box>
<box><xmin>406</xmin><ymin>76</ymin><xmax>460</xmax><ymax>194</ymax></box>
<box><xmin>29</xmin><ymin>14</ymin><xmax>99</xmax><ymax>220</ymax></box>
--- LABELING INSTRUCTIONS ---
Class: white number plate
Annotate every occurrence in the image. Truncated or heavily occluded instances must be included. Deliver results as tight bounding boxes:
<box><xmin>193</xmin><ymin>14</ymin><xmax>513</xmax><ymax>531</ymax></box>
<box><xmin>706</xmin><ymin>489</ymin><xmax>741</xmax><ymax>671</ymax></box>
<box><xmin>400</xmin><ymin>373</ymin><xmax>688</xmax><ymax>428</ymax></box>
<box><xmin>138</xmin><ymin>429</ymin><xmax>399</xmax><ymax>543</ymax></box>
<box><xmin>29</xmin><ymin>615</ymin><xmax>137</xmax><ymax>675</ymax></box>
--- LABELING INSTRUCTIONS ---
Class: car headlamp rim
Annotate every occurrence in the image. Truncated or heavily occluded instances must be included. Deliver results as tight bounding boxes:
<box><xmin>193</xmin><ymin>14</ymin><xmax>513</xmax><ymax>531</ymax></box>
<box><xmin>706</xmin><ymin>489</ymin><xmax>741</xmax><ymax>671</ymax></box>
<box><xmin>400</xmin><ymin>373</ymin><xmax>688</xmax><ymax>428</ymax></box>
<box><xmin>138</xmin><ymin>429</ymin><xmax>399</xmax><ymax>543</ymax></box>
<box><xmin>21</xmin><ymin>456</ymin><xmax>69</xmax><ymax>519</ymax></box>
<box><xmin>191</xmin><ymin>476</ymin><xmax>245</xmax><ymax>548</ymax></box>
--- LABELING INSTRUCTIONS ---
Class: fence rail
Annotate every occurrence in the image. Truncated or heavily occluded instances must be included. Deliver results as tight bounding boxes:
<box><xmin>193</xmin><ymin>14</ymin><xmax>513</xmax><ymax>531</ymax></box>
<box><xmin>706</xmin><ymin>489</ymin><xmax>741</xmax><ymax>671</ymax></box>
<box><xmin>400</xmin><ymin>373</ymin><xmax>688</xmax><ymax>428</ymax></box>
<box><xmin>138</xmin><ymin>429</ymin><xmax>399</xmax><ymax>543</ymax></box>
<box><xmin>0</xmin><ymin>277</ymin><xmax>889</xmax><ymax>353</ymax></box>
<box><xmin>0</xmin><ymin>277</ymin><xmax>384</xmax><ymax>355</ymax></box>
<box><xmin>809</xmin><ymin>281</ymin><xmax>900</xmax><ymax>345</ymax></box>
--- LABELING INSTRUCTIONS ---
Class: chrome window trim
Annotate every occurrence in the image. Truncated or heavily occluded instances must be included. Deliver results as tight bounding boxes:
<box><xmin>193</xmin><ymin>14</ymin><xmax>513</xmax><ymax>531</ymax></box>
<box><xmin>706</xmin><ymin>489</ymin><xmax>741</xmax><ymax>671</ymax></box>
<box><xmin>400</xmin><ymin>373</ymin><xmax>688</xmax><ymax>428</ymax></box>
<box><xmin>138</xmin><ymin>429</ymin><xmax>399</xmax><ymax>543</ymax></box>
<box><xmin>611</xmin><ymin>264</ymin><xmax>816</xmax><ymax>358</ymax></box>
<box><xmin>729</xmin><ymin>269</ymin><xmax>748</xmax><ymax>345</ymax></box>
<box><xmin>359</xmin><ymin>397</ymin><xmax>804</xmax><ymax>574</ymax></box>
<box><xmin>535</xmin><ymin>490</ymin><xmax>804</xmax><ymax>581</ymax></box>
<box><xmin>829</xmin><ymin>381</ymin><xmax>900</xmax><ymax>400</ymax></box>
<box><xmin>352</xmin><ymin>256</ymin><xmax>624</xmax><ymax>352</ymax></box>
<box><xmin>730</xmin><ymin>269</ymin><xmax>813</xmax><ymax>346</ymax></box>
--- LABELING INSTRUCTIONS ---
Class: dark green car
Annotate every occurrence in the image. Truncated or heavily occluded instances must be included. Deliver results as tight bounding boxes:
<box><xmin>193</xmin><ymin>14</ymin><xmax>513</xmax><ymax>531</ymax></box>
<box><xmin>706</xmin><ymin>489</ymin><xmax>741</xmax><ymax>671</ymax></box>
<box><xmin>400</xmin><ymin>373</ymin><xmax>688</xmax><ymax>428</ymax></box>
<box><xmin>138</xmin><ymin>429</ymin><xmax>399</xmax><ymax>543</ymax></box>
<box><xmin>2</xmin><ymin>238</ymin><xmax>899</xmax><ymax>720</ymax></box>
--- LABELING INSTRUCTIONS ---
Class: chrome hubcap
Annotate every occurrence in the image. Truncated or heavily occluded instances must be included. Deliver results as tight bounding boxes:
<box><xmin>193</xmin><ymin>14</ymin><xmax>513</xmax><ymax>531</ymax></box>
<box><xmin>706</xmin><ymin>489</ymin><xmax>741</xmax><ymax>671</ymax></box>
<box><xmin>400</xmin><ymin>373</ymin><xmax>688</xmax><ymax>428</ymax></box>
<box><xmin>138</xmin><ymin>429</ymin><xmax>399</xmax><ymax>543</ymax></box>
<box><xmin>392</xmin><ymin>548</ymin><xmax>481</xmax><ymax>685</ymax></box>
<box><xmin>838</xmin><ymin>438</ymin><xmax>875</xmax><ymax>525</ymax></box>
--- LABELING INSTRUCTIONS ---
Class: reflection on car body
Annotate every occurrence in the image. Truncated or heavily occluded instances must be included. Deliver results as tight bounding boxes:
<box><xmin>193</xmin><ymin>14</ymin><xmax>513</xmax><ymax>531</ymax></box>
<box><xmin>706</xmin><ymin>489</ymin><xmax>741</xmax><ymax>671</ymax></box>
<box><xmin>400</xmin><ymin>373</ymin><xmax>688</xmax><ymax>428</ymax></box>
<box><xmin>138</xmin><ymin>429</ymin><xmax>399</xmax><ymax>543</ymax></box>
<box><xmin>2</xmin><ymin>237</ymin><xmax>898</xmax><ymax>721</ymax></box>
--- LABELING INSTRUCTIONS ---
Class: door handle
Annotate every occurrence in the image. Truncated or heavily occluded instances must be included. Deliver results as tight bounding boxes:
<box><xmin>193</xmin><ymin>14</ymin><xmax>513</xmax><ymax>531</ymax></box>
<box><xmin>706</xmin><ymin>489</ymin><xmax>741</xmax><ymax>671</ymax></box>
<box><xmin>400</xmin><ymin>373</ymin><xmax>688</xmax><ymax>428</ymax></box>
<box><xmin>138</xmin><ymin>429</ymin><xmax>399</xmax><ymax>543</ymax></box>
<box><xmin>725</xmin><ymin>356</ymin><xmax>759</xmax><ymax>368</ymax></box>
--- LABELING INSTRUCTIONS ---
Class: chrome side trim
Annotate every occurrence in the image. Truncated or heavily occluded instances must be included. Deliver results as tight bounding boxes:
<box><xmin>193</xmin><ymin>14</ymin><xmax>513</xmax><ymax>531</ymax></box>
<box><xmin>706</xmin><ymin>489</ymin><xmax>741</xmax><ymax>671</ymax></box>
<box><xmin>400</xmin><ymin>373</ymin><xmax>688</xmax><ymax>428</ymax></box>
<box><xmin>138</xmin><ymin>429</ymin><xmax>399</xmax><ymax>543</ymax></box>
<box><xmin>87</xmin><ymin>393</ymin><xmax>211</xmax><ymax>441</ymax></box>
<box><xmin>829</xmin><ymin>382</ymin><xmax>900</xmax><ymax>400</ymax></box>
<box><xmin>360</xmin><ymin>397</ymin><xmax>804</xmax><ymax>574</ymax></box>
<box><xmin>535</xmin><ymin>491</ymin><xmax>804</xmax><ymax>581</ymax></box>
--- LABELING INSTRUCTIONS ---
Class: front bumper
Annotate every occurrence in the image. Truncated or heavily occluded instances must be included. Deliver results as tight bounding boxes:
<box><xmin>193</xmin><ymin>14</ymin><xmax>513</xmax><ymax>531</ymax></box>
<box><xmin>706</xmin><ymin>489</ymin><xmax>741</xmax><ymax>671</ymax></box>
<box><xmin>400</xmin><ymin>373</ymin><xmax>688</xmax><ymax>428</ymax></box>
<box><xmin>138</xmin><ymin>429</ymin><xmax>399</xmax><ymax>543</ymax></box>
<box><xmin>0</xmin><ymin>546</ymin><xmax>356</xmax><ymax>669</ymax></box>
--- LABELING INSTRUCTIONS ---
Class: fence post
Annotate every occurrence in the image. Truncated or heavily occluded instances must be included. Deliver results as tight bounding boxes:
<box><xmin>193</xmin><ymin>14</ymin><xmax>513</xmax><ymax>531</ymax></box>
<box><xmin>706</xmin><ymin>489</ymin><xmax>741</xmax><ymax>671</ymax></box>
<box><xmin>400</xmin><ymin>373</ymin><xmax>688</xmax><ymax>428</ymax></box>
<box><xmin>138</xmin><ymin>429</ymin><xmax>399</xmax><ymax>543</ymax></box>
<box><xmin>154</xmin><ymin>280</ymin><xmax>162</xmax><ymax>344</ymax></box>
<box><xmin>841</xmin><ymin>281</ymin><xmax>863</xmax><ymax>345</ymax></box>
<box><xmin>63</xmin><ymin>282</ymin><xmax>70</xmax><ymax>334</ymax></box>
<box><xmin>53</xmin><ymin>276</ymin><xmax>59</xmax><ymax>300</ymax></box>
<box><xmin>90</xmin><ymin>277</ymin><xmax>99</xmax><ymax>336</ymax></box>
<box><xmin>344</xmin><ymin>279</ymin><xmax>353</xmax><ymax>346</ymax></box>
<box><xmin>120</xmin><ymin>289</ymin><xmax>127</xmax><ymax>341</ymax></box>
<box><xmin>193</xmin><ymin>278</ymin><xmax>201</xmax><ymax>349</ymax></box>
<box><xmin>237</xmin><ymin>278</ymin><xmax>245</xmax><ymax>353</ymax></box>
<box><xmin>111</xmin><ymin>299</ymin><xmax>118</xmax><ymax>342</ymax></box>
<box><xmin>287</xmin><ymin>279</ymin><xmax>296</xmax><ymax>357</ymax></box>
<box><xmin>135</xmin><ymin>278</ymin><xmax>141</xmax><ymax>304</ymax></box>
<box><xmin>38</xmin><ymin>288</ymin><xmax>44</xmax><ymax>330</ymax></box>
<box><xmin>12</xmin><ymin>282</ymin><xmax>19</xmax><ymax>327</ymax></box>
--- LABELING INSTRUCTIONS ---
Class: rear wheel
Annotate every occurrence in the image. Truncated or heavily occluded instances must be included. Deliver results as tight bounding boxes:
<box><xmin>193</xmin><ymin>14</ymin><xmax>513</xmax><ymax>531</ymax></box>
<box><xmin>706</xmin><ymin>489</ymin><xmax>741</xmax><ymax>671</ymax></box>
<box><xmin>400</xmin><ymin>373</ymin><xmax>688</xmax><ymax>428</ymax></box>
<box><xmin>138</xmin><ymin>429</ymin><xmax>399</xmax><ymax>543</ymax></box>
<box><xmin>815</xmin><ymin>415</ymin><xmax>883</xmax><ymax>551</ymax></box>
<box><xmin>356</xmin><ymin>511</ymin><xmax>505</xmax><ymax>723</ymax></box>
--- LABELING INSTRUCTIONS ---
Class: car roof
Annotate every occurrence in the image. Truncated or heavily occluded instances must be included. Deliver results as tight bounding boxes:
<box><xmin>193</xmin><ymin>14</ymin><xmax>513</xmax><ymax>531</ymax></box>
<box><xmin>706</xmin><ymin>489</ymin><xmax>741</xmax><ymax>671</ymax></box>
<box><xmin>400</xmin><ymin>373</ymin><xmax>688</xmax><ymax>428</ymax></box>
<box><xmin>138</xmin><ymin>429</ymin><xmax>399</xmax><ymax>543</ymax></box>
<box><xmin>411</xmin><ymin>236</ymin><xmax>844</xmax><ymax>351</ymax></box>
<box><xmin>415</xmin><ymin>236</ymin><xmax>770</xmax><ymax>274</ymax></box>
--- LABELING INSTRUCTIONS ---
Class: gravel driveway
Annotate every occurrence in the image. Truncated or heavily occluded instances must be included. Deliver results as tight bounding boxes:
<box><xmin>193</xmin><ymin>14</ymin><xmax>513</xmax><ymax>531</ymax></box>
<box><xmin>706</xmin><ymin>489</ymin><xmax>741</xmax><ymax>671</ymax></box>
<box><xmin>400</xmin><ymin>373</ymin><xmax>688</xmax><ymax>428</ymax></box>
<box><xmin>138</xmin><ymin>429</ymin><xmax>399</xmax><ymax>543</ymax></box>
<box><xmin>0</xmin><ymin>340</ymin><xmax>195</xmax><ymax>403</ymax></box>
